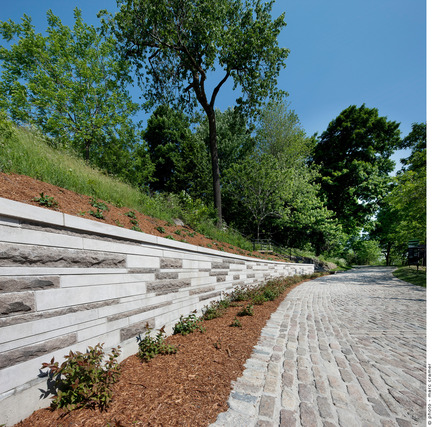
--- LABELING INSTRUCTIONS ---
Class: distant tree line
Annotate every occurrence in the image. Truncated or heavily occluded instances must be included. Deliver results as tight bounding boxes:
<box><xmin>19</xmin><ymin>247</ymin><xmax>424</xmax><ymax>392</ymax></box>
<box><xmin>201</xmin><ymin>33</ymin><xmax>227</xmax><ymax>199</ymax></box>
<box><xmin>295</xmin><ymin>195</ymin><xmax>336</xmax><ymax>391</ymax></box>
<box><xmin>0</xmin><ymin>3</ymin><xmax>426</xmax><ymax>264</ymax></box>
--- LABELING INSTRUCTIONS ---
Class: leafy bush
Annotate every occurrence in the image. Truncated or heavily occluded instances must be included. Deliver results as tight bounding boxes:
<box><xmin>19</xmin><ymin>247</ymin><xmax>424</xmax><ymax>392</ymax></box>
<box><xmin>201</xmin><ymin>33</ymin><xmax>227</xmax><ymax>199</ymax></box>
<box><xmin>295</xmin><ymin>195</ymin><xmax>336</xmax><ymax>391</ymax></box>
<box><xmin>202</xmin><ymin>299</ymin><xmax>229</xmax><ymax>320</ymax></box>
<box><xmin>33</xmin><ymin>192</ymin><xmax>58</xmax><ymax>208</ymax></box>
<box><xmin>251</xmin><ymin>293</ymin><xmax>267</xmax><ymax>305</ymax></box>
<box><xmin>237</xmin><ymin>304</ymin><xmax>254</xmax><ymax>316</ymax></box>
<box><xmin>230</xmin><ymin>317</ymin><xmax>242</xmax><ymax>328</ymax></box>
<box><xmin>41</xmin><ymin>343</ymin><xmax>121</xmax><ymax>411</ymax></box>
<box><xmin>173</xmin><ymin>311</ymin><xmax>205</xmax><ymax>335</ymax></box>
<box><xmin>137</xmin><ymin>325</ymin><xmax>177</xmax><ymax>362</ymax></box>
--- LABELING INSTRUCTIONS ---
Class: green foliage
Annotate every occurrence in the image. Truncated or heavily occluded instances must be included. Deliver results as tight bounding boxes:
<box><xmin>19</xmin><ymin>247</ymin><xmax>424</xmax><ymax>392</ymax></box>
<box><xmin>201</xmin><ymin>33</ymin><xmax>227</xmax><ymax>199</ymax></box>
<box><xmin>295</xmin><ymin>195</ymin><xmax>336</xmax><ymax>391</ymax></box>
<box><xmin>89</xmin><ymin>209</ymin><xmax>105</xmax><ymax>220</ymax></box>
<box><xmin>33</xmin><ymin>192</ymin><xmax>58</xmax><ymax>208</ymax></box>
<box><xmin>105</xmin><ymin>0</ymin><xmax>289</xmax><ymax>223</ymax></box>
<box><xmin>230</xmin><ymin>317</ymin><xmax>242</xmax><ymax>328</ymax></box>
<box><xmin>156</xmin><ymin>226</ymin><xmax>166</xmax><ymax>234</ymax></box>
<box><xmin>237</xmin><ymin>304</ymin><xmax>254</xmax><ymax>317</ymax></box>
<box><xmin>0</xmin><ymin>9</ymin><xmax>140</xmax><ymax>179</ymax></box>
<box><xmin>165</xmin><ymin>235</ymin><xmax>175</xmax><ymax>240</ymax></box>
<box><xmin>251</xmin><ymin>293</ymin><xmax>267</xmax><ymax>305</ymax></box>
<box><xmin>137</xmin><ymin>325</ymin><xmax>177</xmax><ymax>362</ymax></box>
<box><xmin>90</xmin><ymin>198</ymin><xmax>109</xmax><ymax>212</ymax></box>
<box><xmin>41</xmin><ymin>343</ymin><xmax>121</xmax><ymax>411</ymax></box>
<box><xmin>131</xmin><ymin>225</ymin><xmax>142</xmax><ymax>232</ymax></box>
<box><xmin>346</xmin><ymin>238</ymin><xmax>382</xmax><ymax>265</ymax></box>
<box><xmin>393</xmin><ymin>266</ymin><xmax>426</xmax><ymax>288</ymax></box>
<box><xmin>313</xmin><ymin>104</ymin><xmax>401</xmax><ymax>234</ymax></box>
<box><xmin>202</xmin><ymin>299</ymin><xmax>230</xmax><ymax>320</ymax></box>
<box><xmin>173</xmin><ymin>311</ymin><xmax>205</xmax><ymax>335</ymax></box>
<box><xmin>125</xmin><ymin>210</ymin><xmax>137</xmax><ymax>219</ymax></box>
<box><xmin>372</xmin><ymin>123</ymin><xmax>426</xmax><ymax>264</ymax></box>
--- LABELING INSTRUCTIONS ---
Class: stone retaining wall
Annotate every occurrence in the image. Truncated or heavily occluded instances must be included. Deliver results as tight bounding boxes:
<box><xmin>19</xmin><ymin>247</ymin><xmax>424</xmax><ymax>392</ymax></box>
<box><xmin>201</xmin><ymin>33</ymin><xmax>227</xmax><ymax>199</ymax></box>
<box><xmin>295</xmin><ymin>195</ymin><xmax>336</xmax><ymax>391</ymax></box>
<box><xmin>0</xmin><ymin>197</ymin><xmax>314</xmax><ymax>425</ymax></box>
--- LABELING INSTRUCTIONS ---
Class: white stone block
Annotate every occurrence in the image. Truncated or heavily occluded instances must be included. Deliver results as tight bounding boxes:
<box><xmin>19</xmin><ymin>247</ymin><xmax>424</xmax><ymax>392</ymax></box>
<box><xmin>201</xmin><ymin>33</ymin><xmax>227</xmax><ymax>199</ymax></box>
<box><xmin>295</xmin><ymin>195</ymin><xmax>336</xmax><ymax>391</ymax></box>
<box><xmin>0</xmin><ymin>226</ymin><xmax>83</xmax><ymax>249</ymax></box>
<box><xmin>60</xmin><ymin>273</ymin><xmax>153</xmax><ymax>288</ymax></box>
<box><xmin>0</xmin><ymin>198</ymin><xmax>64</xmax><ymax>226</ymax></box>
<box><xmin>35</xmin><ymin>283</ymin><xmax>148</xmax><ymax>311</ymax></box>
<box><xmin>126</xmin><ymin>254</ymin><xmax>160</xmax><ymax>269</ymax></box>
<box><xmin>0</xmin><ymin>308</ymin><xmax>100</xmax><ymax>347</ymax></box>
<box><xmin>0</xmin><ymin>267</ymin><xmax>129</xmax><ymax>276</ymax></box>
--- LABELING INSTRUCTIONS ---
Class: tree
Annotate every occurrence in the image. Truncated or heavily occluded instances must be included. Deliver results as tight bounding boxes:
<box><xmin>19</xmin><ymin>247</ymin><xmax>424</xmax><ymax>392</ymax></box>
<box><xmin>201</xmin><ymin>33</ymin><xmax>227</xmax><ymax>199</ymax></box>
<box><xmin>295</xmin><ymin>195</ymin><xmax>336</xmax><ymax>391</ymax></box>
<box><xmin>370</xmin><ymin>123</ymin><xmax>426</xmax><ymax>264</ymax></box>
<box><xmin>313</xmin><ymin>104</ymin><xmax>401</xmax><ymax>235</ymax></box>
<box><xmin>103</xmin><ymin>0</ymin><xmax>289</xmax><ymax>225</ymax></box>
<box><xmin>226</xmin><ymin>152</ymin><xmax>288</xmax><ymax>240</ymax></box>
<box><xmin>0</xmin><ymin>9</ymin><xmax>139</xmax><ymax>177</ymax></box>
<box><xmin>143</xmin><ymin>105</ymin><xmax>193</xmax><ymax>193</ymax></box>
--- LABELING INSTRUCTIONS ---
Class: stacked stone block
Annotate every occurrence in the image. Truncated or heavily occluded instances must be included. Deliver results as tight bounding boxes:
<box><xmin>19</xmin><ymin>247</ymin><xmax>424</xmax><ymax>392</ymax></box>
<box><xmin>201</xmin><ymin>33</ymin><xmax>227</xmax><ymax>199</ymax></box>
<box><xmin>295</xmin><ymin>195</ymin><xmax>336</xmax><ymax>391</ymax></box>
<box><xmin>0</xmin><ymin>197</ymin><xmax>313</xmax><ymax>425</ymax></box>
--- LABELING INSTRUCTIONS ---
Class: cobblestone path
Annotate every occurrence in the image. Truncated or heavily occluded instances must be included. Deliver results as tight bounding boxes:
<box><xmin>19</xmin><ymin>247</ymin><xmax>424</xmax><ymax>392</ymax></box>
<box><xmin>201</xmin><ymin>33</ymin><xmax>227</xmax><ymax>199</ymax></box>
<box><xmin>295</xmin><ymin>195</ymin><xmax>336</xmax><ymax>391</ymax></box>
<box><xmin>211</xmin><ymin>267</ymin><xmax>426</xmax><ymax>426</ymax></box>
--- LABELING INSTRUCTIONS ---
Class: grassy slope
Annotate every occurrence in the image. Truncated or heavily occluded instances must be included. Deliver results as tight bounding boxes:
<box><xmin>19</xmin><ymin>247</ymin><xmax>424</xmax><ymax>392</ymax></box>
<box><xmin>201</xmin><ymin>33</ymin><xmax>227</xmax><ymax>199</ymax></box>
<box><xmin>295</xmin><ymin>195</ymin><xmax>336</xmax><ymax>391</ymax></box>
<box><xmin>0</xmin><ymin>121</ymin><xmax>255</xmax><ymax>250</ymax></box>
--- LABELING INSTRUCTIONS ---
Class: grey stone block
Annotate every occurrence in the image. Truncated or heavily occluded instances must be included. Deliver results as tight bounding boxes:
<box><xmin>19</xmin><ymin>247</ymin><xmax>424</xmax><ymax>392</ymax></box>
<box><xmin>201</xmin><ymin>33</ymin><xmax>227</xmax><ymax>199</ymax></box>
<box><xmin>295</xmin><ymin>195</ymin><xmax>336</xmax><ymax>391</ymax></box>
<box><xmin>0</xmin><ymin>243</ymin><xmax>126</xmax><ymax>268</ymax></box>
<box><xmin>0</xmin><ymin>333</ymin><xmax>77</xmax><ymax>369</ymax></box>
<box><xmin>199</xmin><ymin>291</ymin><xmax>221</xmax><ymax>301</ymax></box>
<box><xmin>120</xmin><ymin>318</ymin><xmax>155</xmax><ymax>341</ymax></box>
<box><xmin>160</xmin><ymin>258</ymin><xmax>182</xmax><ymax>269</ymax></box>
<box><xmin>0</xmin><ymin>276</ymin><xmax>59</xmax><ymax>293</ymax></box>
<box><xmin>0</xmin><ymin>292</ymin><xmax>35</xmax><ymax>316</ymax></box>
<box><xmin>147</xmin><ymin>279</ymin><xmax>191</xmax><ymax>295</ymax></box>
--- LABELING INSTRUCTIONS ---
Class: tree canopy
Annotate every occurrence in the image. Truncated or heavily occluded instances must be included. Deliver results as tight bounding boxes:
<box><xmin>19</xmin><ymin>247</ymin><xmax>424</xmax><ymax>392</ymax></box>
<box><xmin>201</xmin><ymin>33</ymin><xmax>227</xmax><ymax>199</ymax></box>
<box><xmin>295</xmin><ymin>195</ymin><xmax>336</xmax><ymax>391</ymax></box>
<box><xmin>313</xmin><ymin>104</ymin><xmax>401</xmax><ymax>234</ymax></box>
<box><xmin>0</xmin><ymin>9</ymin><xmax>139</xmax><ymax>178</ymax></box>
<box><xmin>102</xmin><ymin>0</ymin><xmax>289</xmax><ymax>224</ymax></box>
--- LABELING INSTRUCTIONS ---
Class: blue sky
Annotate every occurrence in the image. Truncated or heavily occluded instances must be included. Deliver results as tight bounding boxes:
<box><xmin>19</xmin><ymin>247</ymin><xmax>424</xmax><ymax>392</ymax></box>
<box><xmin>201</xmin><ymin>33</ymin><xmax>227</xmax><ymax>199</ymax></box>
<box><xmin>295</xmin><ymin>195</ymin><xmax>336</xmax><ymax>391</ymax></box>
<box><xmin>0</xmin><ymin>0</ymin><xmax>426</xmax><ymax>167</ymax></box>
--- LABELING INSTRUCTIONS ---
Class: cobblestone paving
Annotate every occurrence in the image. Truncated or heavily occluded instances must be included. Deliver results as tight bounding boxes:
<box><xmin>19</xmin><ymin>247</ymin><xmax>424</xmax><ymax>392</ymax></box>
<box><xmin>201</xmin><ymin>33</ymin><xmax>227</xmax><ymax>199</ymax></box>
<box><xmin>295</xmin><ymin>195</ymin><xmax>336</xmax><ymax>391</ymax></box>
<box><xmin>211</xmin><ymin>267</ymin><xmax>426</xmax><ymax>427</ymax></box>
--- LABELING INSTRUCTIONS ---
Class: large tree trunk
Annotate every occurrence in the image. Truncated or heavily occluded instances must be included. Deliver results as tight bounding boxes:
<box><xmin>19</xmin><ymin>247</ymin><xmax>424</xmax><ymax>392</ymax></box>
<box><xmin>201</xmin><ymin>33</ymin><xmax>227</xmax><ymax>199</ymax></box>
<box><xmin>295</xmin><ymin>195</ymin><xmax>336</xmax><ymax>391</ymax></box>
<box><xmin>206</xmin><ymin>109</ymin><xmax>222</xmax><ymax>227</ymax></box>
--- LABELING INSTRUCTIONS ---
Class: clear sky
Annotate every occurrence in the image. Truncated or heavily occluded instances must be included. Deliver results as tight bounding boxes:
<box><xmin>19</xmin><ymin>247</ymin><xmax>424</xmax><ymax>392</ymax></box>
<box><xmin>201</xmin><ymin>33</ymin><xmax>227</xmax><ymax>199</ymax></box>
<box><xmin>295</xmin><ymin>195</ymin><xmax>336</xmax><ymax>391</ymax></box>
<box><xmin>0</xmin><ymin>0</ymin><xmax>426</xmax><ymax>167</ymax></box>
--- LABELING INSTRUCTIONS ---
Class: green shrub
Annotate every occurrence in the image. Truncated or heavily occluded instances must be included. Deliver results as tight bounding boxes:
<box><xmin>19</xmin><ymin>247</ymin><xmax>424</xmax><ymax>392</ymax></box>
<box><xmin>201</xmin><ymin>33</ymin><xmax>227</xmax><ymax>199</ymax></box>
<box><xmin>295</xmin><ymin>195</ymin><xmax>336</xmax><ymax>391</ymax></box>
<box><xmin>202</xmin><ymin>299</ymin><xmax>229</xmax><ymax>320</ymax></box>
<box><xmin>230</xmin><ymin>317</ymin><xmax>242</xmax><ymax>327</ymax></box>
<box><xmin>41</xmin><ymin>343</ymin><xmax>121</xmax><ymax>411</ymax></box>
<box><xmin>237</xmin><ymin>304</ymin><xmax>254</xmax><ymax>316</ymax></box>
<box><xmin>251</xmin><ymin>293</ymin><xmax>268</xmax><ymax>305</ymax></box>
<box><xmin>33</xmin><ymin>192</ymin><xmax>58</xmax><ymax>208</ymax></box>
<box><xmin>173</xmin><ymin>311</ymin><xmax>205</xmax><ymax>335</ymax></box>
<box><xmin>137</xmin><ymin>325</ymin><xmax>177</xmax><ymax>362</ymax></box>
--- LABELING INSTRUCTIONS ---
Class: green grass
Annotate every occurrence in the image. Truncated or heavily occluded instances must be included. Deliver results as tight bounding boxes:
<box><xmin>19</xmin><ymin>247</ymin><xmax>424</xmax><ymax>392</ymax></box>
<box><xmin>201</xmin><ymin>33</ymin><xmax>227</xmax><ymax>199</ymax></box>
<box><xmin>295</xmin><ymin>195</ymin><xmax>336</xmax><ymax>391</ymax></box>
<box><xmin>393</xmin><ymin>266</ymin><xmax>426</xmax><ymax>287</ymax></box>
<box><xmin>0</xmin><ymin>120</ymin><xmax>255</xmax><ymax>251</ymax></box>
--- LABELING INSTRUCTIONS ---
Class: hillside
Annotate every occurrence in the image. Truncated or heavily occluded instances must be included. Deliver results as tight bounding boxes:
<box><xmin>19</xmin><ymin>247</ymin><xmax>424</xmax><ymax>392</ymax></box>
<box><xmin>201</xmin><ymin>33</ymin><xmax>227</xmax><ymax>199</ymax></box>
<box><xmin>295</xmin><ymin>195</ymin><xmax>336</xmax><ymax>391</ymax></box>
<box><xmin>0</xmin><ymin>172</ymin><xmax>282</xmax><ymax>261</ymax></box>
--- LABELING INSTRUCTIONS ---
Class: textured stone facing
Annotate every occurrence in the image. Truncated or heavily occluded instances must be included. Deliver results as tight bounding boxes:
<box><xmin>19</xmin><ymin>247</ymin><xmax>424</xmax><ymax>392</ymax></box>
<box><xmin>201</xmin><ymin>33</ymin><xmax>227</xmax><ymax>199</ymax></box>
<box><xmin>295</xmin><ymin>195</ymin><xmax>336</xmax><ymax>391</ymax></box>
<box><xmin>0</xmin><ymin>243</ymin><xmax>126</xmax><ymax>268</ymax></box>
<box><xmin>160</xmin><ymin>258</ymin><xmax>182</xmax><ymax>269</ymax></box>
<box><xmin>120</xmin><ymin>318</ymin><xmax>155</xmax><ymax>341</ymax></box>
<box><xmin>147</xmin><ymin>279</ymin><xmax>191</xmax><ymax>295</ymax></box>
<box><xmin>0</xmin><ymin>292</ymin><xmax>35</xmax><ymax>316</ymax></box>
<box><xmin>0</xmin><ymin>276</ymin><xmax>59</xmax><ymax>293</ymax></box>
<box><xmin>0</xmin><ymin>333</ymin><xmax>77</xmax><ymax>369</ymax></box>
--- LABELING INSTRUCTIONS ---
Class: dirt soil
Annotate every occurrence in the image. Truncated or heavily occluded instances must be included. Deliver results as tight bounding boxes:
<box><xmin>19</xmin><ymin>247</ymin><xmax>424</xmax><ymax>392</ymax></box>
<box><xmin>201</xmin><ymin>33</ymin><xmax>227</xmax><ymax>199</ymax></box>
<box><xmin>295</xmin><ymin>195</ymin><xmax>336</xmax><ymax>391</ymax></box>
<box><xmin>0</xmin><ymin>172</ymin><xmax>282</xmax><ymax>261</ymax></box>
<box><xmin>0</xmin><ymin>172</ymin><xmax>303</xmax><ymax>426</ymax></box>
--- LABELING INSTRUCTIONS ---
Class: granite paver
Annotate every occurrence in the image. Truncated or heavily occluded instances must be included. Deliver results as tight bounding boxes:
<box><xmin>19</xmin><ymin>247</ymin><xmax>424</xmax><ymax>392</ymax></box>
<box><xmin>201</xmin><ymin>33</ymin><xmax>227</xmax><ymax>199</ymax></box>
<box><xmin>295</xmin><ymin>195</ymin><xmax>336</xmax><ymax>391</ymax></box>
<box><xmin>211</xmin><ymin>266</ymin><xmax>426</xmax><ymax>426</ymax></box>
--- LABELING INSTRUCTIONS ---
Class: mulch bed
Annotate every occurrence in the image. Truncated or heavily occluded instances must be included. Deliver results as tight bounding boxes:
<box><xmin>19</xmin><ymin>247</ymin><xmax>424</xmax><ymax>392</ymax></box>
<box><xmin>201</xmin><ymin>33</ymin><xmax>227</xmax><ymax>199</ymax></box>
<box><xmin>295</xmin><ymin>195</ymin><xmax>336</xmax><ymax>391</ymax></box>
<box><xmin>16</xmin><ymin>283</ymin><xmax>306</xmax><ymax>426</ymax></box>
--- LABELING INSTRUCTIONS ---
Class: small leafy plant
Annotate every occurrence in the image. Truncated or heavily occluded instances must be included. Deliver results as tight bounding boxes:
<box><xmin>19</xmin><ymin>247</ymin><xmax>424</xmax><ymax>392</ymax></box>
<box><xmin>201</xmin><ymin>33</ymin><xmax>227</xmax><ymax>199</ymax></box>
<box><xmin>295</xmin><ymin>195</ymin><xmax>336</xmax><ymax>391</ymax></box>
<box><xmin>41</xmin><ymin>343</ymin><xmax>121</xmax><ymax>411</ymax></box>
<box><xmin>156</xmin><ymin>226</ymin><xmax>165</xmax><ymax>234</ymax></box>
<box><xmin>173</xmin><ymin>311</ymin><xmax>205</xmax><ymax>335</ymax></box>
<box><xmin>137</xmin><ymin>325</ymin><xmax>177</xmax><ymax>362</ymax></box>
<box><xmin>89</xmin><ymin>208</ymin><xmax>105</xmax><ymax>219</ymax></box>
<box><xmin>165</xmin><ymin>235</ymin><xmax>175</xmax><ymax>240</ymax></box>
<box><xmin>125</xmin><ymin>210</ymin><xmax>137</xmax><ymax>219</ymax></box>
<box><xmin>237</xmin><ymin>304</ymin><xmax>254</xmax><ymax>317</ymax></box>
<box><xmin>202</xmin><ymin>299</ymin><xmax>230</xmax><ymax>320</ymax></box>
<box><xmin>131</xmin><ymin>225</ymin><xmax>142</xmax><ymax>232</ymax></box>
<box><xmin>90</xmin><ymin>197</ymin><xmax>109</xmax><ymax>212</ymax></box>
<box><xmin>33</xmin><ymin>192</ymin><xmax>58</xmax><ymax>208</ymax></box>
<box><xmin>174</xmin><ymin>229</ymin><xmax>182</xmax><ymax>235</ymax></box>
<box><xmin>251</xmin><ymin>293</ymin><xmax>267</xmax><ymax>305</ymax></box>
<box><xmin>230</xmin><ymin>317</ymin><xmax>242</xmax><ymax>328</ymax></box>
